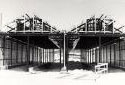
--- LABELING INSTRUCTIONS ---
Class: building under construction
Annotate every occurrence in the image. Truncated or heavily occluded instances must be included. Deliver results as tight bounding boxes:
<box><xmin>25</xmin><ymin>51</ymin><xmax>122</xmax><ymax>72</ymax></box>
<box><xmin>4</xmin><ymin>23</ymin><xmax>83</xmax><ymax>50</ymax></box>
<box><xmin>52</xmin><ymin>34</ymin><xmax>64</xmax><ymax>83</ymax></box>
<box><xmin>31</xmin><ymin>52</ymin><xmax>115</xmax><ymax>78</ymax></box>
<box><xmin>0</xmin><ymin>14</ymin><xmax>125</xmax><ymax>73</ymax></box>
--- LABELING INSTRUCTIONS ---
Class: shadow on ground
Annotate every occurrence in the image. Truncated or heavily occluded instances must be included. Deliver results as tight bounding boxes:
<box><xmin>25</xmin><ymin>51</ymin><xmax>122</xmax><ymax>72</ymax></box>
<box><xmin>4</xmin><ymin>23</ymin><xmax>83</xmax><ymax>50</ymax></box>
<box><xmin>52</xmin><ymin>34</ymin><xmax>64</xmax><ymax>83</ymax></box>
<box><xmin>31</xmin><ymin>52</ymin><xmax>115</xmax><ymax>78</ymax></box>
<box><xmin>8</xmin><ymin>61</ymin><xmax>125</xmax><ymax>73</ymax></box>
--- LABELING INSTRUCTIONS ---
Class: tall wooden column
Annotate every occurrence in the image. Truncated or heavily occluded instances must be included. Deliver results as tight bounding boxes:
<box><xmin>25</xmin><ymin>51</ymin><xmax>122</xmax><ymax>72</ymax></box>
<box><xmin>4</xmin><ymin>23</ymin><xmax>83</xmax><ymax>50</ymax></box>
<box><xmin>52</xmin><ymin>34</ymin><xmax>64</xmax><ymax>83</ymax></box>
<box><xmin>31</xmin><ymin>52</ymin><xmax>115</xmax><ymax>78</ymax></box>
<box><xmin>99</xmin><ymin>36</ymin><xmax>101</xmax><ymax>63</ymax></box>
<box><xmin>52</xmin><ymin>49</ymin><xmax>54</xmax><ymax>63</ymax></box>
<box><xmin>60</xmin><ymin>48</ymin><xmax>62</xmax><ymax>70</ymax></box>
<box><xmin>27</xmin><ymin>36</ymin><xmax>30</xmax><ymax>70</ymax></box>
<box><xmin>61</xmin><ymin>31</ymin><xmax>67</xmax><ymax>71</ymax></box>
<box><xmin>0</xmin><ymin>36</ymin><xmax>7</xmax><ymax>70</ymax></box>
<box><xmin>110</xmin><ymin>45</ymin><xmax>112</xmax><ymax>66</ymax></box>
<box><xmin>119</xmin><ymin>40</ymin><xmax>121</xmax><ymax>67</ymax></box>
<box><xmin>16</xmin><ymin>42</ymin><xmax>18</xmax><ymax>64</ymax></box>
<box><xmin>2</xmin><ymin>36</ymin><xmax>5</xmax><ymax>66</ymax></box>
<box><xmin>43</xmin><ymin>49</ymin><xmax>44</xmax><ymax>64</ymax></box>
<box><xmin>66</xmin><ymin>35</ymin><xmax>69</xmax><ymax>72</ymax></box>
<box><xmin>114</xmin><ymin>44</ymin><xmax>116</xmax><ymax>67</ymax></box>
<box><xmin>10</xmin><ymin>40</ymin><xmax>13</xmax><ymax>66</ymax></box>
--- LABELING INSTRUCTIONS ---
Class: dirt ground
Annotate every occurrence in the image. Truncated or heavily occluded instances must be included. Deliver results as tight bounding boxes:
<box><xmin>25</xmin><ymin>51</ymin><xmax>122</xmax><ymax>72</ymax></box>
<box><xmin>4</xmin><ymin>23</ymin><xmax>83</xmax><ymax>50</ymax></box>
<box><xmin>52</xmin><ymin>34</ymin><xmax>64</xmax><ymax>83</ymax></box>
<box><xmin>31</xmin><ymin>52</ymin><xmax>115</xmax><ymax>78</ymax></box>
<box><xmin>0</xmin><ymin>66</ymin><xmax>125</xmax><ymax>85</ymax></box>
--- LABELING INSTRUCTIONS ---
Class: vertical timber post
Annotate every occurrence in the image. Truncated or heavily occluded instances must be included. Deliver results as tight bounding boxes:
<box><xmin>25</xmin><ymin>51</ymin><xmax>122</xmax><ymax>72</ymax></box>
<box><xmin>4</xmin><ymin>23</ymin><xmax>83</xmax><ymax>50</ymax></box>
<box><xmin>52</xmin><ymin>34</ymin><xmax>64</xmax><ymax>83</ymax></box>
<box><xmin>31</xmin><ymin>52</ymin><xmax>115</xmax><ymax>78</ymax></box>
<box><xmin>91</xmin><ymin>49</ymin><xmax>92</xmax><ymax>63</ymax></box>
<box><xmin>88</xmin><ymin>50</ymin><xmax>90</xmax><ymax>64</ymax></box>
<box><xmin>119</xmin><ymin>40</ymin><xmax>121</xmax><ymax>67</ymax></box>
<box><xmin>92</xmin><ymin>49</ymin><xmax>93</xmax><ymax>63</ymax></box>
<box><xmin>60</xmin><ymin>48</ymin><xmax>61</xmax><ymax>70</ymax></box>
<box><xmin>110</xmin><ymin>45</ymin><xmax>112</xmax><ymax>66</ymax></box>
<box><xmin>61</xmin><ymin>31</ymin><xmax>67</xmax><ymax>71</ymax></box>
<box><xmin>106</xmin><ymin>45</ymin><xmax>108</xmax><ymax>63</ymax></box>
<box><xmin>47</xmin><ymin>49</ymin><xmax>48</xmax><ymax>63</ymax></box>
<box><xmin>53</xmin><ymin>49</ymin><xmax>54</xmax><ymax>63</ymax></box>
<box><xmin>95</xmin><ymin>48</ymin><xmax>97</xmax><ymax>63</ymax></box>
<box><xmin>44</xmin><ymin>49</ymin><xmax>46</xmax><ymax>63</ymax></box>
<box><xmin>10</xmin><ymin>40</ymin><xmax>13</xmax><ymax>66</ymax></box>
<box><xmin>99</xmin><ymin>36</ymin><xmax>101</xmax><ymax>63</ymax></box>
<box><xmin>49</xmin><ymin>49</ymin><xmax>51</xmax><ymax>63</ymax></box>
<box><xmin>2</xmin><ymin>36</ymin><xmax>6</xmax><ymax>69</ymax></box>
<box><xmin>16</xmin><ymin>42</ymin><xmax>18</xmax><ymax>64</ymax></box>
<box><xmin>43</xmin><ymin>49</ymin><xmax>44</xmax><ymax>64</ymax></box>
<box><xmin>32</xmin><ymin>46</ymin><xmax>34</xmax><ymax>65</ymax></box>
<box><xmin>114</xmin><ymin>43</ymin><xmax>116</xmax><ymax>67</ymax></box>
<box><xmin>27</xmin><ymin>36</ymin><xmax>30</xmax><ymax>71</ymax></box>
<box><xmin>21</xmin><ymin>45</ymin><xmax>23</xmax><ymax>64</ymax></box>
<box><xmin>66</xmin><ymin>34</ymin><xmax>69</xmax><ymax>72</ymax></box>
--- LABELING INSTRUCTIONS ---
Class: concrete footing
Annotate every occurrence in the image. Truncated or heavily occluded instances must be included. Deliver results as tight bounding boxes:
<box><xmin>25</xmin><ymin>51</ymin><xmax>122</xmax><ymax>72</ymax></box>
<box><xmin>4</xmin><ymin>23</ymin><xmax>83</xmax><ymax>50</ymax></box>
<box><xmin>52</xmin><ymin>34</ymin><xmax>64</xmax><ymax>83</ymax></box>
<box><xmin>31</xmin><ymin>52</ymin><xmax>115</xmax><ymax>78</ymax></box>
<box><xmin>28</xmin><ymin>67</ymin><xmax>36</xmax><ymax>74</ymax></box>
<box><xmin>60</xmin><ymin>66</ymin><xmax>68</xmax><ymax>74</ymax></box>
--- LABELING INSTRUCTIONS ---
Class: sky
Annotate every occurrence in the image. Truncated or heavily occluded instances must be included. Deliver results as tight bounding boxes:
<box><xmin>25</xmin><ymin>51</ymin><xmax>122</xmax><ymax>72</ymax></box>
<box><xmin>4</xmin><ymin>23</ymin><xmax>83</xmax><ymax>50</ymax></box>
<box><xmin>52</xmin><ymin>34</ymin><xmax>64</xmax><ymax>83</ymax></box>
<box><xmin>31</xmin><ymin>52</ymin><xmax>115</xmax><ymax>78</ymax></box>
<box><xmin>0</xmin><ymin>0</ymin><xmax>125</xmax><ymax>31</ymax></box>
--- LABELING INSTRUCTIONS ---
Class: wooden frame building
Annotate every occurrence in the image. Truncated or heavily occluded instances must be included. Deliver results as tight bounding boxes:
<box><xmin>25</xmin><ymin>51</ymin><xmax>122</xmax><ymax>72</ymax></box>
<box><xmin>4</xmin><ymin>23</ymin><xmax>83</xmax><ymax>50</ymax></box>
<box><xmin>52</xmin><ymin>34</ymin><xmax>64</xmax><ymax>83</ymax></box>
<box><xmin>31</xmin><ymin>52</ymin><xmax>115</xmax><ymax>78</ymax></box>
<box><xmin>0</xmin><ymin>14</ymin><xmax>125</xmax><ymax>71</ymax></box>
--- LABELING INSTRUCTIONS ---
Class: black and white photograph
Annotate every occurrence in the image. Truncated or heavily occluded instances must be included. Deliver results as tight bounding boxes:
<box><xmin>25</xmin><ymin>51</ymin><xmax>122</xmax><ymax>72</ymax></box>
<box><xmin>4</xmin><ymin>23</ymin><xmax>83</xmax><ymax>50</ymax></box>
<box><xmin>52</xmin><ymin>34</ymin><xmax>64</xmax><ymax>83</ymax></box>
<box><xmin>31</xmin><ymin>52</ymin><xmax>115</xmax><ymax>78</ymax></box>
<box><xmin>0</xmin><ymin>0</ymin><xmax>125</xmax><ymax>85</ymax></box>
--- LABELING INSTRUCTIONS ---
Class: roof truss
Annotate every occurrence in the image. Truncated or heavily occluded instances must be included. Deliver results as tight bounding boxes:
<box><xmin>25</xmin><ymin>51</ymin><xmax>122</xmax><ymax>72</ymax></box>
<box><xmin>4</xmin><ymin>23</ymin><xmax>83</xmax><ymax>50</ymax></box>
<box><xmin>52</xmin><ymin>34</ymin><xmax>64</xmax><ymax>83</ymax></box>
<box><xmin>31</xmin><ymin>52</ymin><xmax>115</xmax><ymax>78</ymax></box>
<box><xmin>6</xmin><ymin>14</ymin><xmax>60</xmax><ymax>33</ymax></box>
<box><xmin>70</xmin><ymin>14</ymin><xmax>125</xmax><ymax>34</ymax></box>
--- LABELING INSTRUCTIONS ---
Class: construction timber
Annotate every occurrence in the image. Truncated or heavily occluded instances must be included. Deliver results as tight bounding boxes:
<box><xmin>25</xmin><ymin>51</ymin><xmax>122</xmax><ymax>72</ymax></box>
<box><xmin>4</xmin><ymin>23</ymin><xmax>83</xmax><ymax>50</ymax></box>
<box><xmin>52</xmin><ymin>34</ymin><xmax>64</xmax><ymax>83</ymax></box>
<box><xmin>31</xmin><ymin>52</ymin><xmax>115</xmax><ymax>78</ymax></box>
<box><xmin>0</xmin><ymin>14</ymin><xmax>125</xmax><ymax>71</ymax></box>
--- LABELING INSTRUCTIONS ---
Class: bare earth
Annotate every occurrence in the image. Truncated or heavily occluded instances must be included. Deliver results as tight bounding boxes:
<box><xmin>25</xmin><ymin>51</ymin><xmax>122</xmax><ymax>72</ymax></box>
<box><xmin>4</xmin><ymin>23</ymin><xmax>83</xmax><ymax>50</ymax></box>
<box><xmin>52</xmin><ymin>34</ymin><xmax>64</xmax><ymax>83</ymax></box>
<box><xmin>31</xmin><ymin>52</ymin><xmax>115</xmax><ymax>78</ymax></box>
<box><xmin>0</xmin><ymin>68</ymin><xmax>125</xmax><ymax>85</ymax></box>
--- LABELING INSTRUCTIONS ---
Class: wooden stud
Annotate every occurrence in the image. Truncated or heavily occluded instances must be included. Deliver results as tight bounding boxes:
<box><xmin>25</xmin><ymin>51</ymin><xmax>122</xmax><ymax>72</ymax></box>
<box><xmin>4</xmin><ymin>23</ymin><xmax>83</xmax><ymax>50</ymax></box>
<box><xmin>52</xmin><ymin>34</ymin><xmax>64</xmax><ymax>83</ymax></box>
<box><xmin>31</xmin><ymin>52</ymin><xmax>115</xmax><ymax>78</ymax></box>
<box><xmin>88</xmin><ymin>50</ymin><xmax>90</xmax><ymax>64</ymax></box>
<box><xmin>66</xmin><ymin>35</ymin><xmax>68</xmax><ymax>71</ymax></box>
<box><xmin>91</xmin><ymin>49</ymin><xmax>93</xmax><ymax>63</ymax></box>
<box><xmin>63</xmin><ymin>31</ymin><xmax>66</xmax><ymax>69</ymax></box>
<box><xmin>53</xmin><ymin>49</ymin><xmax>54</xmax><ymax>63</ymax></box>
<box><xmin>39</xmin><ymin>48</ymin><xmax>41</xmax><ymax>63</ymax></box>
<box><xmin>45</xmin><ymin>49</ymin><xmax>46</xmax><ymax>63</ymax></box>
<box><xmin>27</xmin><ymin>36</ymin><xmax>30</xmax><ymax>68</ymax></box>
<box><xmin>60</xmin><ymin>48</ymin><xmax>61</xmax><ymax>70</ymax></box>
<box><xmin>110</xmin><ymin>45</ymin><xmax>112</xmax><ymax>66</ymax></box>
<box><xmin>106</xmin><ymin>45</ymin><xmax>108</xmax><ymax>63</ymax></box>
<box><xmin>16</xmin><ymin>42</ymin><xmax>18</xmax><ymax>63</ymax></box>
<box><xmin>43</xmin><ymin>49</ymin><xmax>44</xmax><ymax>64</ymax></box>
<box><xmin>21</xmin><ymin>45</ymin><xmax>23</xmax><ymax>64</ymax></box>
<box><xmin>37</xmin><ymin>47</ymin><xmax>38</xmax><ymax>64</ymax></box>
<box><xmin>47</xmin><ymin>49</ymin><xmax>48</xmax><ymax>63</ymax></box>
<box><xmin>102</xmin><ymin>47</ymin><xmax>104</xmax><ymax>63</ymax></box>
<box><xmin>46</xmin><ymin>49</ymin><xmax>48</xmax><ymax>63</ymax></box>
<box><xmin>119</xmin><ymin>40</ymin><xmax>121</xmax><ymax>67</ymax></box>
<box><xmin>10</xmin><ymin>40</ymin><xmax>13</xmax><ymax>66</ymax></box>
<box><xmin>99</xmin><ymin>36</ymin><xmax>101</xmax><ymax>63</ymax></box>
<box><xmin>32</xmin><ymin>47</ymin><xmax>34</xmax><ymax>65</ymax></box>
<box><xmin>41</xmin><ymin>48</ymin><xmax>43</xmax><ymax>63</ymax></box>
<box><xmin>49</xmin><ymin>49</ymin><xmax>51</xmax><ymax>62</ymax></box>
<box><xmin>90</xmin><ymin>49</ymin><xmax>91</xmax><ymax>63</ymax></box>
<box><xmin>2</xmin><ymin>36</ymin><xmax>5</xmax><ymax>66</ymax></box>
<box><xmin>95</xmin><ymin>48</ymin><xmax>97</xmax><ymax>63</ymax></box>
<box><xmin>114</xmin><ymin>43</ymin><xmax>116</xmax><ymax>67</ymax></box>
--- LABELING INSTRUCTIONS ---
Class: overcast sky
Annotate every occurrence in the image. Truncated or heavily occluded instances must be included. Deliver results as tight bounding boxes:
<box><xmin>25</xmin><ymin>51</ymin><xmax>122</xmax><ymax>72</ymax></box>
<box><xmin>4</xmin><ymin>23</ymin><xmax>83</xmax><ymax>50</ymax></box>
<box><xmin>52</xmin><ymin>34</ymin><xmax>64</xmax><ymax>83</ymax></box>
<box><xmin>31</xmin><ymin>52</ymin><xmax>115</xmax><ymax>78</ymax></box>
<box><xmin>0</xmin><ymin>0</ymin><xmax>125</xmax><ymax>31</ymax></box>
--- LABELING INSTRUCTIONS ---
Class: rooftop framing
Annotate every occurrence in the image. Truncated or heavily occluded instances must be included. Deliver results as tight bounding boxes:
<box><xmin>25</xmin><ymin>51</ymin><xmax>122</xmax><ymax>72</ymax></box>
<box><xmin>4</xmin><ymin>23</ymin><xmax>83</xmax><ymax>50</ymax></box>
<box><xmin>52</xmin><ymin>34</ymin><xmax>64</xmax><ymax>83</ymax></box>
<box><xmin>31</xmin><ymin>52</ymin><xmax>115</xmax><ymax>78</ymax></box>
<box><xmin>6</xmin><ymin>14</ymin><xmax>60</xmax><ymax>33</ymax></box>
<box><xmin>69</xmin><ymin>14</ymin><xmax>124</xmax><ymax>34</ymax></box>
<box><xmin>3</xmin><ymin>14</ymin><xmax>125</xmax><ymax>50</ymax></box>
